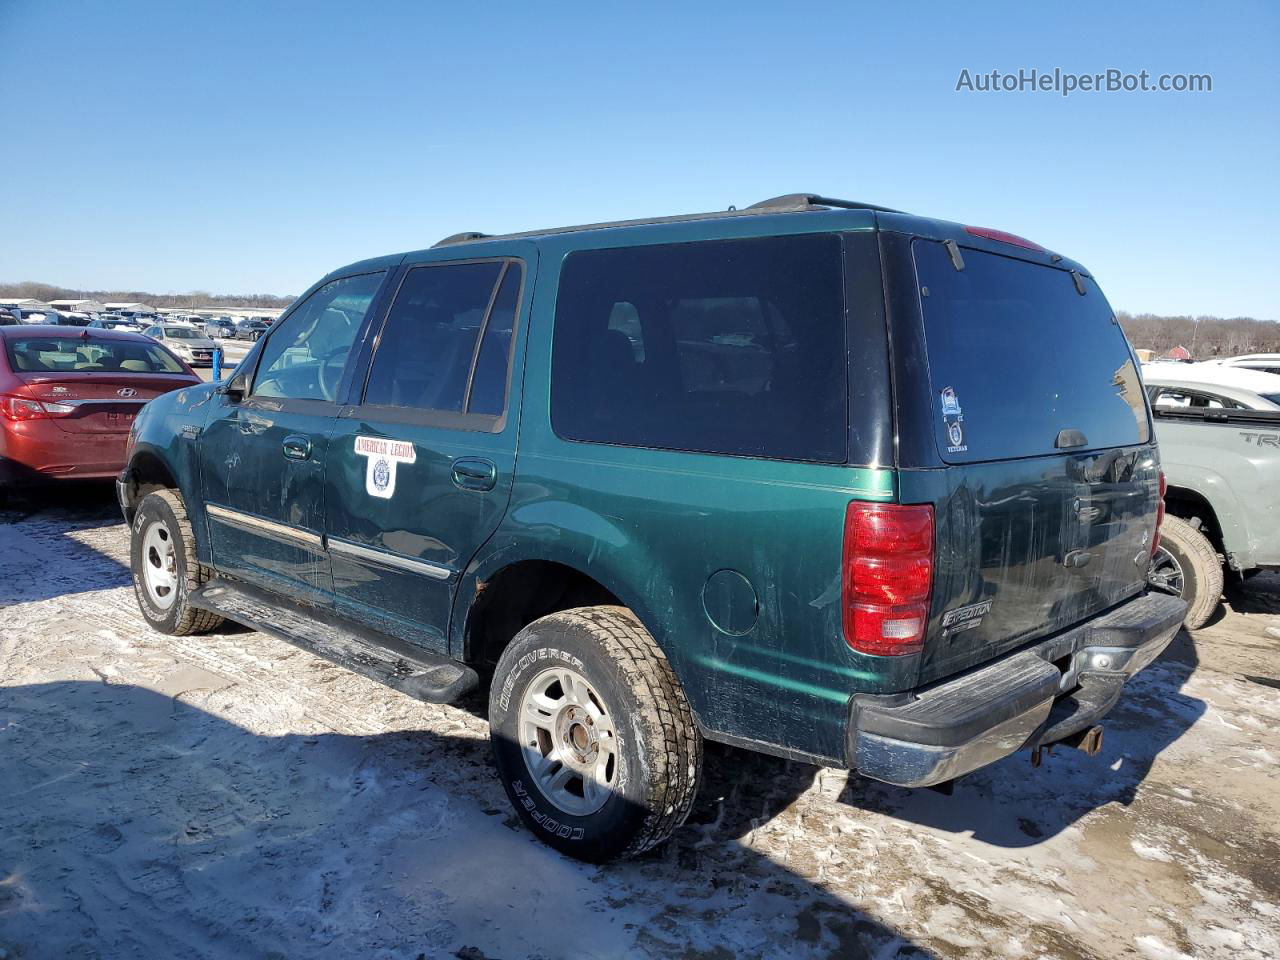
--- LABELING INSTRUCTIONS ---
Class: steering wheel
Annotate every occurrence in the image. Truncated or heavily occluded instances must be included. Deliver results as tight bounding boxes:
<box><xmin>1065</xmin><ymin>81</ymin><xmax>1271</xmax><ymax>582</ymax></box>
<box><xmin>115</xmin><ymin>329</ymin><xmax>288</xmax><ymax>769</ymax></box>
<box><xmin>317</xmin><ymin>346</ymin><xmax>349</xmax><ymax>402</ymax></box>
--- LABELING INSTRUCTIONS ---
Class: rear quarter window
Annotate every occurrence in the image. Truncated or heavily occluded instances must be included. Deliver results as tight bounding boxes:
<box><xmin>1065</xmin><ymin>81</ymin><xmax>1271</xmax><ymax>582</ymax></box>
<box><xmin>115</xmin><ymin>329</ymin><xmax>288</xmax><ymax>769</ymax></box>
<box><xmin>551</xmin><ymin>234</ymin><xmax>848</xmax><ymax>463</ymax></box>
<box><xmin>915</xmin><ymin>241</ymin><xmax>1149</xmax><ymax>463</ymax></box>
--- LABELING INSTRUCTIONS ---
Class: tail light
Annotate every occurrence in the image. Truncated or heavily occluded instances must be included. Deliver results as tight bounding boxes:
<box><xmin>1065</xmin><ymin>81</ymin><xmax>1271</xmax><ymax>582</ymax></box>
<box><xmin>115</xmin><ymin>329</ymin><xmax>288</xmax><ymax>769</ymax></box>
<box><xmin>1151</xmin><ymin>472</ymin><xmax>1167</xmax><ymax>556</ymax></box>
<box><xmin>843</xmin><ymin>502</ymin><xmax>935</xmax><ymax>656</ymax></box>
<box><xmin>0</xmin><ymin>394</ymin><xmax>75</xmax><ymax>421</ymax></box>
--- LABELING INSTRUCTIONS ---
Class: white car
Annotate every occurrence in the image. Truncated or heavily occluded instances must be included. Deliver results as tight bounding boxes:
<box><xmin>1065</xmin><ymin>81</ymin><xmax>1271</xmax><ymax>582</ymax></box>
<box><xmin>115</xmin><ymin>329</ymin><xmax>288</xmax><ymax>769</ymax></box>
<box><xmin>1202</xmin><ymin>353</ymin><xmax>1280</xmax><ymax>377</ymax></box>
<box><xmin>1141</xmin><ymin>361</ymin><xmax>1280</xmax><ymax>411</ymax></box>
<box><xmin>141</xmin><ymin>324</ymin><xmax>218</xmax><ymax>367</ymax></box>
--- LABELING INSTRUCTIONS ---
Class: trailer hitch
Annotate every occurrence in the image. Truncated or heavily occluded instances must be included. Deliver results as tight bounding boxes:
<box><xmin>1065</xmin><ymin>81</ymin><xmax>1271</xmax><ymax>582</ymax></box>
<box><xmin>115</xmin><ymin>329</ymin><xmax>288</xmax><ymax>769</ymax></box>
<box><xmin>1031</xmin><ymin>724</ymin><xmax>1105</xmax><ymax>767</ymax></box>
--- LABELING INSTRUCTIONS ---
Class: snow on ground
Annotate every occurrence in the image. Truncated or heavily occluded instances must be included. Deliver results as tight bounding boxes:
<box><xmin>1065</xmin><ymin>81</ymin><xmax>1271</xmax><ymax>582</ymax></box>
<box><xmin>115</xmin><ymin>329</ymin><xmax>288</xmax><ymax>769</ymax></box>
<box><xmin>1</xmin><ymin>488</ymin><xmax>1277</xmax><ymax>960</ymax></box>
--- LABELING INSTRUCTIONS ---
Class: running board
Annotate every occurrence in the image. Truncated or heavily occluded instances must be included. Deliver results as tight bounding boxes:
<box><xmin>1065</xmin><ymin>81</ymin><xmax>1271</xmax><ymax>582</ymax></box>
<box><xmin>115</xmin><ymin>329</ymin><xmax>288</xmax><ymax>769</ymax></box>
<box><xmin>188</xmin><ymin>579</ymin><xmax>479</xmax><ymax>703</ymax></box>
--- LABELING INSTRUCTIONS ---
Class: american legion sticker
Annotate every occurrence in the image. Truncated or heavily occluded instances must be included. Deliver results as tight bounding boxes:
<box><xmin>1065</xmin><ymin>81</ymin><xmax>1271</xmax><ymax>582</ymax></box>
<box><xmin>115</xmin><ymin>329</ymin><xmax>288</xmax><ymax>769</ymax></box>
<box><xmin>354</xmin><ymin>435</ymin><xmax>416</xmax><ymax>499</ymax></box>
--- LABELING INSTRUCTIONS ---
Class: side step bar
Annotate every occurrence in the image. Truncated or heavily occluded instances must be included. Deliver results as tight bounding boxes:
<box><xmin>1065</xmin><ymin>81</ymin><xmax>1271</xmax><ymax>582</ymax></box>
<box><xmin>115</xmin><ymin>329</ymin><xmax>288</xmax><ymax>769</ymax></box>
<box><xmin>188</xmin><ymin>579</ymin><xmax>479</xmax><ymax>703</ymax></box>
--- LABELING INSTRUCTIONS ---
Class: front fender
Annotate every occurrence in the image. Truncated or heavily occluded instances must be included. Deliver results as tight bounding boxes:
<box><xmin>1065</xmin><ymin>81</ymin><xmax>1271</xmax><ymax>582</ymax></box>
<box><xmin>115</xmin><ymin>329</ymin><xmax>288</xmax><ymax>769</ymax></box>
<box><xmin>120</xmin><ymin>382</ymin><xmax>219</xmax><ymax>562</ymax></box>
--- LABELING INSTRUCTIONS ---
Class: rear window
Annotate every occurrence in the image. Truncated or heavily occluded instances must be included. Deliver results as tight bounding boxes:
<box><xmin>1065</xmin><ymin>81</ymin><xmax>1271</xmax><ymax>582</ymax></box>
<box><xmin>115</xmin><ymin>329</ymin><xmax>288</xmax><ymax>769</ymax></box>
<box><xmin>5</xmin><ymin>336</ymin><xmax>187</xmax><ymax>374</ymax></box>
<box><xmin>915</xmin><ymin>241</ymin><xmax>1149</xmax><ymax>463</ymax></box>
<box><xmin>551</xmin><ymin>234</ymin><xmax>848</xmax><ymax>463</ymax></box>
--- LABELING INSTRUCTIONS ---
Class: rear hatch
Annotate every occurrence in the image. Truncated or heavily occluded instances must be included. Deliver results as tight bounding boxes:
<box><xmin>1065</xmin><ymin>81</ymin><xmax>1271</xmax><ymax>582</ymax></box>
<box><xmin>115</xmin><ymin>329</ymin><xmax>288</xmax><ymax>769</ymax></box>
<box><xmin>904</xmin><ymin>237</ymin><xmax>1159</xmax><ymax>683</ymax></box>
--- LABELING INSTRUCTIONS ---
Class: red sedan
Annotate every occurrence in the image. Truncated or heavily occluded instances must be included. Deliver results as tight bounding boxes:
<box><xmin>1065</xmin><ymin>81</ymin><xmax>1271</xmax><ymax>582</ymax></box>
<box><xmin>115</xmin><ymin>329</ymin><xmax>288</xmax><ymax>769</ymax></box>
<box><xmin>0</xmin><ymin>326</ymin><xmax>201</xmax><ymax>487</ymax></box>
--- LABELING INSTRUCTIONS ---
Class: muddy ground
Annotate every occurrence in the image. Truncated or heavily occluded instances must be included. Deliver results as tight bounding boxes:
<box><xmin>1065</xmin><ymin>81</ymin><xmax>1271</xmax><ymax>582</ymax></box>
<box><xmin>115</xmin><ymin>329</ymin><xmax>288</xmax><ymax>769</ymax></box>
<box><xmin>1</xmin><ymin>487</ymin><xmax>1276</xmax><ymax>960</ymax></box>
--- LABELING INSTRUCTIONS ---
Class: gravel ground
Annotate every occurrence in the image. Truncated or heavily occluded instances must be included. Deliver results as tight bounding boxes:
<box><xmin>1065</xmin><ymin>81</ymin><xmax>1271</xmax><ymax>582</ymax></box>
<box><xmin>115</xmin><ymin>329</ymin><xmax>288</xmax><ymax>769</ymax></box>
<box><xmin>1</xmin><ymin>487</ymin><xmax>1277</xmax><ymax>960</ymax></box>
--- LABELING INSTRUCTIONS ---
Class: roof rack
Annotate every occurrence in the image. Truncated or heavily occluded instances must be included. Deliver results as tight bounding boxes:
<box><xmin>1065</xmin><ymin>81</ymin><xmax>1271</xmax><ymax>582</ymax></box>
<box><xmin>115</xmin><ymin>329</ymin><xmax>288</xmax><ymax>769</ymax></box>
<box><xmin>435</xmin><ymin>231</ymin><xmax>490</xmax><ymax>246</ymax></box>
<box><xmin>431</xmin><ymin>192</ymin><xmax>901</xmax><ymax>248</ymax></box>
<box><xmin>746</xmin><ymin>193</ymin><xmax>902</xmax><ymax>213</ymax></box>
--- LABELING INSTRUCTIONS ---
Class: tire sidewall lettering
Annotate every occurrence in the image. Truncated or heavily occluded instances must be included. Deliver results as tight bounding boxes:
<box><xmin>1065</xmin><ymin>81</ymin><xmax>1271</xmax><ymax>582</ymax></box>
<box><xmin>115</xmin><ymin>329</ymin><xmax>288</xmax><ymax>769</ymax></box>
<box><xmin>496</xmin><ymin>643</ymin><xmax>629</xmax><ymax>844</ymax></box>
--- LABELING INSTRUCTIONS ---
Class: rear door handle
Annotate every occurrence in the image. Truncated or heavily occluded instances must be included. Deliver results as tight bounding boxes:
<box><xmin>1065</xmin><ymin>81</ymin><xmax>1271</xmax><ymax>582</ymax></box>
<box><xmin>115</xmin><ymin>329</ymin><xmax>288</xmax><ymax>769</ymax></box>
<box><xmin>282</xmin><ymin>435</ymin><xmax>312</xmax><ymax>461</ymax></box>
<box><xmin>451</xmin><ymin>457</ymin><xmax>496</xmax><ymax>491</ymax></box>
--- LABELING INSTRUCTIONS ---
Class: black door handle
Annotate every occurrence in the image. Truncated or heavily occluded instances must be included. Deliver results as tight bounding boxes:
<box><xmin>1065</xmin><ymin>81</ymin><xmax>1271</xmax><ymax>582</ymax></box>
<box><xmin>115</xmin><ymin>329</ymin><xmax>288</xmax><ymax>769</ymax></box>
<box><xmin>282</xmin><ymin>435</ymin><xmax>312</xmax><ymax>461</ymax></box>
<box><xmin>451</xmin><ymin>457</ymin><xmax>497</xmax><ymax>491</ymax></box>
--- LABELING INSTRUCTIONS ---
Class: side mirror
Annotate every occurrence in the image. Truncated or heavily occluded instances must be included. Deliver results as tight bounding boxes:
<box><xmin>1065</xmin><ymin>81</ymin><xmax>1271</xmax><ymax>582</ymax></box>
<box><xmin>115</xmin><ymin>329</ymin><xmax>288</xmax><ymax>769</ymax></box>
<box><xmin>217</xmin><ymin>372</ymin><xmax>249</xmax><ymax>402</ymax></box>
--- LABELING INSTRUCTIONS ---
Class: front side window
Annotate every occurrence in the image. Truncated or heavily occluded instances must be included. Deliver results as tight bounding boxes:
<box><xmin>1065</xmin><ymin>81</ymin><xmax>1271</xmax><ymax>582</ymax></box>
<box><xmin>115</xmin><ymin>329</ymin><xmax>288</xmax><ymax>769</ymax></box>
<box><xmin>551</xmin><ymin>234</ymin><xmax>848</xmax><ymax>463</ymax></box>
<box><xmin>363</xmin><ymin>259</ymin><xmax>522</xmax><ymax>417</ymax></box>
<box><xmin>252</xmin><ymin>272</ymin><xmax>384</xmax><ymax>402</ymax></box>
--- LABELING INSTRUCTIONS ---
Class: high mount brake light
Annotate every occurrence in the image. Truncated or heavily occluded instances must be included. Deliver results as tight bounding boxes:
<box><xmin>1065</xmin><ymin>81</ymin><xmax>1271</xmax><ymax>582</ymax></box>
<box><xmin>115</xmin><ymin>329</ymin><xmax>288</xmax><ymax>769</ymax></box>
<box><xmin>963</xmin><ymin>225</ymin><xmax>1045</xmax><ymax>252</ymax></box>
<box><xmin>1152</xmin><ymin>472</ymin><xmax>1167</xmax><ymax>556</ymax></box>
<box><xmin>843</xmin><ymin>502</ymin><xmax>935</xmax><ymax>656</ymax></box>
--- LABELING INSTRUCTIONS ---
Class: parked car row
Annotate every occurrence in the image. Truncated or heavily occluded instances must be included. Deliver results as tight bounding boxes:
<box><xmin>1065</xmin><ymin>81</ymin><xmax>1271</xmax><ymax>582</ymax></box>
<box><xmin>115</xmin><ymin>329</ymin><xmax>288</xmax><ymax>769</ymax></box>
<box><xmin>1</xmin><ymin>308</ymin><xmax>281</xmax><ymax>336</ymax></box>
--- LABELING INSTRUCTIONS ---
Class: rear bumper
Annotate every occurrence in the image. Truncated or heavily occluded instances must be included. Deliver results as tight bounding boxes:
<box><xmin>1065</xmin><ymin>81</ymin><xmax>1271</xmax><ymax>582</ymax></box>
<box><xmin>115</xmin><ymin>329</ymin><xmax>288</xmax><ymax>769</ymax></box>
<box><xmin>849</xmin><ymin>591</ymin><xmax>1186</xmax><ymax>787</ymax></box>
<box><xmin>0</xmin><ymin>421</ymin><xmax>129</xmax><ymax>484</ymax></box>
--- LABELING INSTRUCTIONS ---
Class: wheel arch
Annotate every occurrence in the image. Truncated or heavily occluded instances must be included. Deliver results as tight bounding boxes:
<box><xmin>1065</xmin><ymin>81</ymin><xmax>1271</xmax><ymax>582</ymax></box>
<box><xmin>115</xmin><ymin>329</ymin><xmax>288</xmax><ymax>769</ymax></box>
<box><xmin>120</xmin><ymin>441</ymin><xmax>212</xmax><ymax>566</ymax></box>
<box><xmin>1163</xmin><ymin>481</ymin><xmax>1247</xmax><ymax>566</ymax></box>
<box><xmin>119</xmin><ymin>445</ymin><xmax>181</xmax><ymax>523</ymax></box>
<box><xmin>450</xmin><ymin>541</ymin><xmax>684</xmax><ymax>688</ymax></box>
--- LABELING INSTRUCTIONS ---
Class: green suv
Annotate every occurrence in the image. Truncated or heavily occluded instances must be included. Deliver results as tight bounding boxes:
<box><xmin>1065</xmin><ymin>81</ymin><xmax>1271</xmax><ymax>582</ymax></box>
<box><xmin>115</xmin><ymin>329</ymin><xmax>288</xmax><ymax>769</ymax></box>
<box><xmin>118</xmin><ymin>194</ymin><xmax>1186</xmax><ymax>861</ymax></box>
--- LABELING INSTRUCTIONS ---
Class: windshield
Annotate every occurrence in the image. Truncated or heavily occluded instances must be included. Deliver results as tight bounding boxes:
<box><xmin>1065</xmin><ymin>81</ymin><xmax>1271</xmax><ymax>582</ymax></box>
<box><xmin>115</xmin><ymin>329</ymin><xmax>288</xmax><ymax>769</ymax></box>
<box><xmin>6</xmin><ymin>336</ymin><xmax>188</xmax><ymax>374</ymax></box>
<box><xmin>915</xmin><ymin>241</ymin><xmax>1150</xmax><ymax>463</ymax></box>
<box><xmin>163</xmin><ymin>327</ymin><xmax>203</xmax><ymax>339</ymax></box>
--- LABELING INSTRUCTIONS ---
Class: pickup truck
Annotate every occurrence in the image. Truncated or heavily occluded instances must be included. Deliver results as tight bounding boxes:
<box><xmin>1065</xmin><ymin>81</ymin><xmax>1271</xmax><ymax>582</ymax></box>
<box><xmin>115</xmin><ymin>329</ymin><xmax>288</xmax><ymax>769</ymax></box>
<box><xmin>1144</xmin><ymin>367</ymin><xmax>1280</xmax><ymax>627</ymax></box>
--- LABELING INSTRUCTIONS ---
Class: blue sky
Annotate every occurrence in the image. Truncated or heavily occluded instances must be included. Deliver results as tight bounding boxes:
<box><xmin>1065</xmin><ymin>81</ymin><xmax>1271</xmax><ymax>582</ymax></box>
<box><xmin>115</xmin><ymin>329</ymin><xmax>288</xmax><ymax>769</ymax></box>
<box><xmin>1</xmin><ymin>0</ymin><xmax>1276</xmax><ymax>318</ymax></box>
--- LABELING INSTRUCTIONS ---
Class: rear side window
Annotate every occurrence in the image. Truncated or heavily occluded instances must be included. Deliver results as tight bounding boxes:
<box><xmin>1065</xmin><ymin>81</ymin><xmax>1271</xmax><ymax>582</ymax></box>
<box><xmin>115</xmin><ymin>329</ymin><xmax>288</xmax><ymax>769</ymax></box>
<box><xmin>915</xmin><ymin>242</ymin><xmax>1149</xmax><ymax>463</ymax></box>
<box><xmin>364</xmin><ymin>259</ymin><xmax>521</xmax><ymax>417</ymax></box>
<box><xmin>551</xmin><ymin>234</ymin><xmax>847</xmax><ymax>463</ymax></box>
<box><xmin>5</xmin><ymin>336</ymin><xmax>187</xmax><ymax>374</ymax></box>
<box><xmin>1148</xmin><ymin>386</ymin><xmax>1244</xmax><ymax>410</ymax></box>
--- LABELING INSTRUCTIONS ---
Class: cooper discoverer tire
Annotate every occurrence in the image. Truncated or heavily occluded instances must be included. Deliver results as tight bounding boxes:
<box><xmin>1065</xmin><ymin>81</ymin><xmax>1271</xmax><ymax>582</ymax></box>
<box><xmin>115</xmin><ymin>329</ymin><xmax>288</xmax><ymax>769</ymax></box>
<box><xmin>130</xmin><ymin>489</ymin><xmax>224</xmax><ymax>636</ymax></box>
<box><xmin>1151</xmin><ymin>515</ymin><xmax>1223</xmax><ymax>630</ymax></box>
<box><xmin>489</xmin><ymin>606</ymin><xmax>702</xmax><ymax>863</ymax></box>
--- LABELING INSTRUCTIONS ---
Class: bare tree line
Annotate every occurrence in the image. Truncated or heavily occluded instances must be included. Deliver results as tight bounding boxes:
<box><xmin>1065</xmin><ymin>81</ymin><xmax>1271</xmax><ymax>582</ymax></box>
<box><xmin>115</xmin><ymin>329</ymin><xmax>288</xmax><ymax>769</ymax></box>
<box><xmin>3</xmin><ymin>280</ymin><xmax>1276</xmax><ymax>358</ymax></box>
<box><xmin>1116</xmin><ymin>312</ymin><xmax>1280</xmax><ymax>357</ymax></box>
<box><xmin>0</xmin><ymin>281</ymin><xmax>296</xmax><ymax>311</ymax></box>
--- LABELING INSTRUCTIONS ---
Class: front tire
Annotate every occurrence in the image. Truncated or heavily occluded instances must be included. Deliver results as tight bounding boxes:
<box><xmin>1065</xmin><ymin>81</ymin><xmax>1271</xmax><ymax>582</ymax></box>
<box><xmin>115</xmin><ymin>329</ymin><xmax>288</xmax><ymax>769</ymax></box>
<box><xmin>130</xmin><ymin>489</ymin><xmax>224</xmax><ymax>635</ymax></box>
<box><xmin>1150</xmin><ymin>515</ymin><xmax>1223</xmax><ymax>630</ymax></box>
<box><xmin>489</xmin><ymin>606</ymin><xmax>702</xmax><ymax>862</ymax></box>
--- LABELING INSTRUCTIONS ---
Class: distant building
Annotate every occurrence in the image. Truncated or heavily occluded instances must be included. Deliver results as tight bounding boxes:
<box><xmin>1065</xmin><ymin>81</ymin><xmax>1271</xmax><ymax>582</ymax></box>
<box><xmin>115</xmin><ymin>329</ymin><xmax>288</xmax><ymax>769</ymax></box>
<box><xmin>1165</xmin><ymin>345</ymin><xmax>1192</xmax><ymax>361</ymax></box>
<box><xmin>0</xmin><ymin>298</ymin><xmax>51</xmax><ymax>311</ymax></box>
<box><xmin>103</xmin><ymin>302</ymin><xmax>157</xmax><ymax>315</ymax></box>
<box><xmin>47</xmin><ymin>299</ymin><xmax>107</xmax><ymax>314</ymax></box>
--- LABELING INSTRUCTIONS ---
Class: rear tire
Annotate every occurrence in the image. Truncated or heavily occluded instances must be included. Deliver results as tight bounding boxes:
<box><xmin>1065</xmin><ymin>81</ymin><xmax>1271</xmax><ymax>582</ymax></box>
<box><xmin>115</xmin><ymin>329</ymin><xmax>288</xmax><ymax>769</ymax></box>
<box><xmin>1151</xmin><ymin>515</ymin><xmax>1223</xmax><ymax>630</ymax></box>
<box><xmin>130</xmin><ymin>489</ymin><xmax>224</xmax><ymax>635</ymax></box>
<box><xmin>489</xmin><ymin>606</ymin><xmax>702</xmax><ymax>862</ymax></box>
